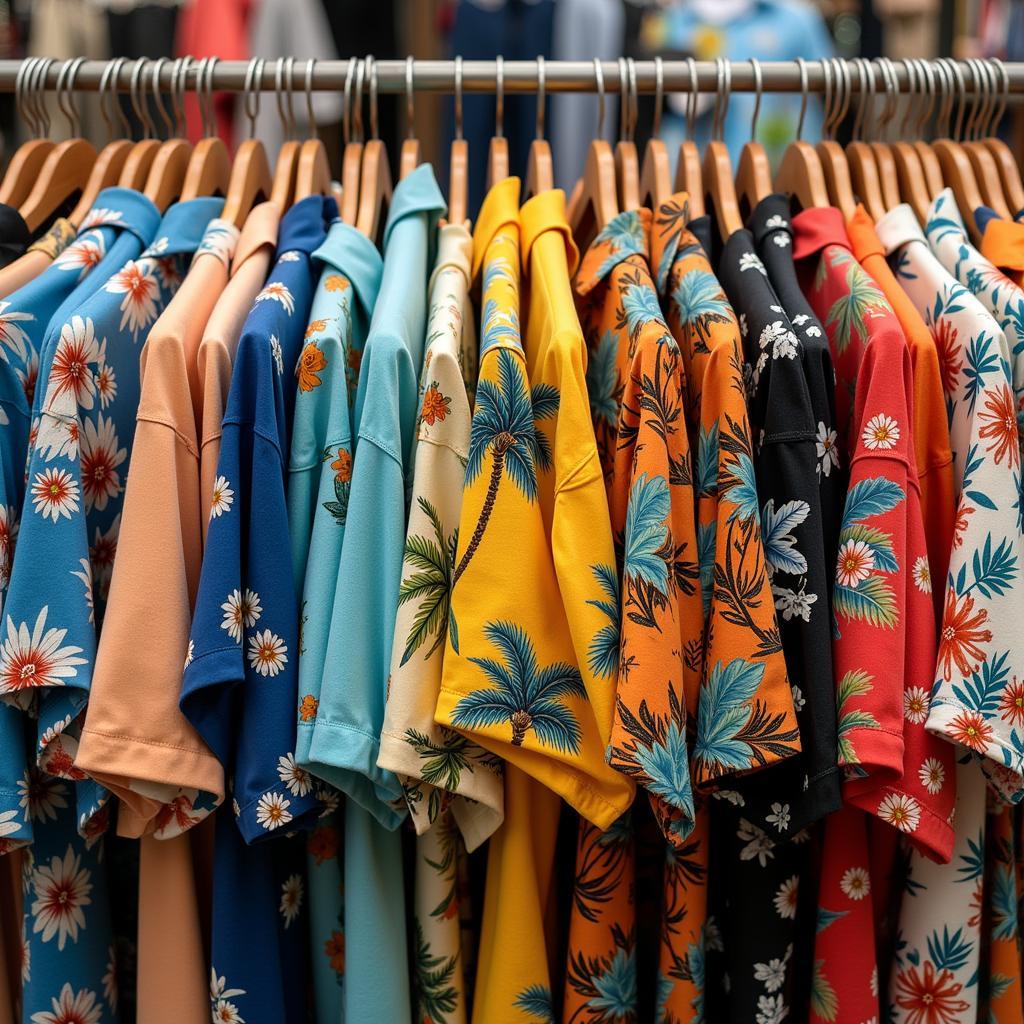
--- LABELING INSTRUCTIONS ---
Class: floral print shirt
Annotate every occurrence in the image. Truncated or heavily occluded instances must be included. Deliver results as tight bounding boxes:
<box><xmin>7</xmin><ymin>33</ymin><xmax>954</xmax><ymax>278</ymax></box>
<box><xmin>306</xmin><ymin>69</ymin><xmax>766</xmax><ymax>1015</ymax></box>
<box><xmin>286</xmin><ymin>215</ymin><xmax>381</xmax><ymax>1024</ymax></box>
<box><xmin>181</xmin><ymin>195</ymin><xmax>335</xmax><ymax>1024</ymax></box>
<box><xmin>1</xmin><ymin>194</ymin><xmax>217</xmax><ymax>1024</ymax></box>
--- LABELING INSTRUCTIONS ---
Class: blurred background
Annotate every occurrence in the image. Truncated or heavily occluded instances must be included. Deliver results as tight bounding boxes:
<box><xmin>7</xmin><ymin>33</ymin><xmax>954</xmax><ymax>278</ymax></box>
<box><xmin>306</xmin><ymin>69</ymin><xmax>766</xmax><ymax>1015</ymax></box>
<box><xmin>1</xmin><ymin>0</ymin><xmax>1018</xmax><ymax>215</ymax></box>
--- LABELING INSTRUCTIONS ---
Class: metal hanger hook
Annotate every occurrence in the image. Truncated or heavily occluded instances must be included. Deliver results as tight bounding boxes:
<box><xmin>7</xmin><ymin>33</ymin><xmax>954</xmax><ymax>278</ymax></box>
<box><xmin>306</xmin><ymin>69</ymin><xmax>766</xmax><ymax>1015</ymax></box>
<box><xmin>627</xmin><ymin>57</ymin><xmax>639</xmax><ymax>142</ymax></box>
<box><xmin>988</xmin><ymin>58</ymin><xmax>1009</xmax><ymax>139</ymax></box>
<box><xmin>977</xmin><ymin>58</ymin><xmax>997</xmax><ymax>139</ymax></box>
<box><xmin>454</xmin><ymin>55</ymin><xmax>464</xmax><ymax>142</ymax></box>
<box><xmin>495</xmin><ymin>55</ymin><xmax>505</xmax><ymax>140</ymax></box>
<box><xmin>651</xmin><ymin>56</ymin><xmax>664</xmax><ymax>139</ymax></box>
<box><xmin>29</xmin><ymin>57</ymin><xmax>56</xmax><ymax>140</ymax></box>
<box><xmin>592</xmin><ymin>58</ymin><xmax>605</xmax><ymax>139</ymax></box>
<box><xmin>686</xmin><ymin>57</ymin><xmax>698</xmax><ymax>141</ymax></box>
<box><xmin>149</xmin><ymin>57</ymin><xmax>174</xmax><ymax>140</ymax></box>
<box><xmin>795</xmin><ymin>57</ymin><xmax>809</xmax><ymax>141</ymax></box>
<box><xmin>243</xmin><ymin>58</ymin><xmax>263</xmax><ymax>140</ymax></box>
<box><xmin>102</xmin><ymin>56</ymin><xmax>131</xmax><ymax>141</ymax></box>
<box><xmin>169</xmin><ymin>56</ymin><xmax>189</xmax><ymax>138</ymax></box>
<box><xmin>834</xmin><ymin>57</ymin><xmax>853</xmax><ymax>137</ymax></box>
<box><xmin>898</xmin><ymin>58</ymin><xmax>918</xmax><ymax>139</ymax></box>
<box><xmin>130</xmin><ymin>57</ymin><xmax>154</xmax><ymax>140</ymax></box>
<box><xmin>352</xmin><ymin>58</ymin><xmax>365</xmax><ymax>143</ymax></box>
<box><xmin>366</xmin><ymin>55</ymin><xmax>379</xmax><ymax>141</ymax></box>
<box><xmin>404</xmin><ymin>56</ymin><xmax>415</xmax><ymax>140</ymax></box>
<box><xmin>57</xmin><ymin>57</ymin><xmax>87</xmax><ymax>137</ymax></box>
<box><xmin>342</xmin><ymin>59</ymin><xmax>355</xmax><ymax>145</ymax></box>
<box><xmin>535</xmin><ymin>55</ymin><xmax>546</xmax><ymax>141</ymax></box>
<box><xmin>877</xmin><ymin>58</ymin><xmax>899</xmax><ymax>141</ymax></box>
<box><xmin>916</xmin><ymin>59</ymin><xmax>937</xmax><ymax>139</ymax></box>
<box><xmin>305</xmin><ymin>58</ymin><xmax>318</xmax><ymax>140</ymax></box>
<box><xmin>750</xmin><ymin>58</ymin><xmax>764</xmax><ymax>142</ymax></box>
<box><xmin>14</xmin><ymin>57</ymin><xmax>36</xmax><ymax>138</ymax></box>
<box><xmin>202</xmin><ymin>56</ymin><xmax>220</xmax><ymax>138</ymax></box>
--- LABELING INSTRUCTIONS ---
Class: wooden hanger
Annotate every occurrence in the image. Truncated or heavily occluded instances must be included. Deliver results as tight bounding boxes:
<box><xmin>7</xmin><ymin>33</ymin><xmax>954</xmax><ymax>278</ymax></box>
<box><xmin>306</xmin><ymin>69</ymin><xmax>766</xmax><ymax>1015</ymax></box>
<box><xmin>269</xmin><ymin>57</ymin><xmax>301</xmax><ymax>210</ymax></box>
<box><xmin>866</xmin><ymin>59</ymin><xmax>902</xmax><ymax>213</ymax></box>
<box><xmin>736</xmin><ymin>59</ymin><xmax>774</xmax><ymax>219</ymax></box>
<box><xmin>674</xmin><ymin>57</ymin><xmax>704</xmax><ymax>218</ymax></box>
<box><xmin>983</xmin><ymin>58</ymin><xmax>1024</xmax><ymax>215</ymax></box>
<box><xmin>19</xmin><ymin>59</ymin><xmax>96</xmax><ymax>234</ymax></box>
<box><xmin>613</xmin><ymin>58</ymin><xmax>640</xmax><ymax>211</ymax></box>
<box><xmin>222</xmin><ymin>58</ymin><xmax>272</xmax><ymax>227</ymax></box>
<box><xmin>963</xmin><ymin>59</ymin><xmax>1013</xmax><ymax>220</ymax></box>
<box><xmin>293</xmin><ymin>59</ymin><xmax>332</xmax><ymax>201</ymax></box>
<box><xmin>639</xmin><ymin>57</ymin><xmax>671</xmax><ymax>208</ymax></box>
<box><xmin>775</xmin><ymin>57</ymin><xmax>829</xmax><ymax>215</ymax></box>
<box><xmin>399</xmin><ymin>56</ymin><xmax>421</xmax><ymax>180</ymax></box>
<box><xmin>339</xmin><ymin>59</ymin><xmax>363</xmax><ymax>225</ymax></box>
<box><xmin>845</xmin><ymin>58</ymin><xmax>888</xmax><ymax>221</ymax></box>
<box><xmin>0</xmin><ymin>58</ymin><xmax>56</xmax><ymax>209</ymax></box>
<box><xmin>448</xmin><ymin>57</ymin><xmax>469</xmax><ymax>224</ymax></box>
<box><xmin>704</xmin><ymin>58</ymin><xmax>743</xmax><ymax>238</ymax></box>
<box><xmin>142</xmin><ymin>57</ymin><xmax>191</xmax><ymax>213</ymax></box>
<box><xmin>178</xmin><ymin>57</ymin><xmax>230</xmax><ymax>203</ymax></box>
<box><xmin>816</xmin><ymin>58</ymin><xmax>857</xmax><ymax>219</ymax></box>
<box><xmin>117</xmin><ymin>58</ymin><xmax>161</xmax><ymax>192</ymax></box>
<box><xmin>524</xmin><ymin>56</ymin><xmax>554</xmax><ymax>199</ymax></box>
<box><xmin>356</xmin><ymin>56</ymin><xmax>392</xmax><ymax>241</ymax></box>
<box><xmin>569</xmin><ymin>59</ymin><xmax>617</xmax><ymax>247</ymax></box>
<box><xmin>933</xmin><ymin>59</ymin><xmax>986</xmax><ymax>241</ymax></box>
<box><xmin>889</xmin><ymin>58</ymin><xmax>933</xmax><ymax>225</ymax></box>
<box><xmin>487</xmin><ymin>56</ymin><xmax>510</xmax><ymax>189</ymax></box>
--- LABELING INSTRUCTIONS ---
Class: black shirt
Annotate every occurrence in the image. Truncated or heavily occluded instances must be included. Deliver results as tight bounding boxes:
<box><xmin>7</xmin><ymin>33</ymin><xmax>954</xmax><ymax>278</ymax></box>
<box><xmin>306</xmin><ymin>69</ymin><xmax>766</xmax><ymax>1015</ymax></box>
<box><xmin>0</xmin><ymin>203</ymin><xmax>30</xmax><ymax>269</ymax></box>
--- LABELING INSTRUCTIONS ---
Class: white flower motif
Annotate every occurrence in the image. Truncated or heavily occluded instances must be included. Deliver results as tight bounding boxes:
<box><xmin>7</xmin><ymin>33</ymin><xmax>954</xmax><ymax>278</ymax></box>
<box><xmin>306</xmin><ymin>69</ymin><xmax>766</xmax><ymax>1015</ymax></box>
<box><xmin>765</xmin><ymin>802</ymin><xmax>791</xmax><ymax>833</ymax></box>
<box><xmin>80</xmin><ymin>414</ymin><xmax>126</xmax><ymax>512</ymax></box>
<box><xmin>772</xmin><ymin>233</ymin><xmax>790</xmax><ymax>248</ymax></box>
<box><xmin>20</xmin><ymin>914</ymin><xmax>29</xmax><ymax>982</ymax></box>
<box><xmin>79</xmin><ymin>207</ymin><xmax>124</xmax><ymax>232</ymax></box>
<box><xmin>739</xmin><ymin>312</ymin><xmax>748</xmax><ymax>337</ymax></box>
<box><xmin>210</xmin><ymin>476</ymin><xmax>234</xmax><ymax>519</ymax></box>
<box><xmin>0</xmin><ymin>607</ymin><xmax>86</xmax><ymax>696</ymax></box>
<box><xmin>772</xmin><ymin>876</ymin><xmax>799</xmax><ymax>920</ymax></box>
<box><xmin>792</xmin><ymin>313</ymin><xmax>809</xmax><ymax>326</ymax></box>
<box><xmin>34</xmin><ymin>416</ymin><xmax>79</xmax><ymax>463</ymax></box>
<box><xmin>277</xmin><ymin>753</ymin><xmax>311</xmax><ymax>797</ymax></box>
<box><xmin>183</xmin><ymin>639</ymin><xmax>194</xmax><ymax>670</ymax></box>
<box><xmin>737</xmin><ymin>818</ymin><xmax>776</xmax><ymax>867</ymax></box>
<box><xmin>840</xmin><ymin>865</ymin><xmax>871</xmax><ymax>900</ymax></box>
<box><xmin>219</xmin><ymin>589</ymin><xmax>263</xmax><ymax>643</ymax></box>
<box><xmin>53</xmin><ymin>231</ymin><xmax>106</xmax><ymax>280</ymax></box>
<box><xmin>270</xmin><ymin>334</ymin><xmax>283</xmax><ymax>376</ymax></box>
<box><xmin>94</xmin><ymin>362</ymin><xmax>116</xmax><ymax>408</ymax></box>
<box><xmin>28</xmin><ymin>982</ymin><xmax>102</xmax><ymax>1024</ymax></box>
<box><xmin>877</xmin><ymin>792</ymin><xmax>921</xmax><ymax>833</ymax></box>
<box><xmin>903</xmin><ymin>686</ymin><xmax>930</xmax><ymax>725</ymax></box>
<box><xmin>0</xmin><ymin>504</ymin><xmax>19</xmax><ymax>591</ymax></box>
<box><xmin>755</xmin><ymin>992</ymin><xmax>788</xmax><ymax>1024</ymax></box>
<box><xmin>0</xmin><ymin>301</ymin><xmax>34</xmax><ymax>364</ymax></box>
<box><xmin>836</xmin><ymin>539</ymin><xmax>875</xmax><ymax>588</ymax></box>
<box><xmin>47</xmin><ymin>316</ymin><xmax>102</xmax><ymax>409</ymax></box>
<box><xmin>255</xmin><ymin>791</ymin><xmax>293</xmax><ymax>830</ymax></box>
<box><xmin>912</xmin><ymin>555</ymin><xmax>931</xmax><ymax>594</ymax></box>
<box><xmin>805</xmin><ymin>325</ymin><xmax>822</xmax><ymax>337</ymax></box>
<box><xmin>71</xmin><ymin>559</ymin><xmax>94</xmax><ymax>624</ymax></box>
<box><xmin>790</xmin><ymin>685</ymin><xmax>806</xmax><ymax>713</ymax></box>
<box><xmin>753</xmin><ymin>955</ymin><xmax>788</xmax><ymax>993</ymax></box>
<box><xmin>713</xmin><ymin>789</ymin><xmax>745</xmax><ymax>806</ymax></box>
<box><xmin>739</xmin><ymin>252</ymin><xmax>767</xmax><ymax>275</ymax></box>
<box><xmin>861</xmin><ymin>413</ymin><xmax>900</xmax><ymax>451</ymax></box>
<box><xmin>0</xmin><ymin>808</ymin><xmax>18</xmax><ymax>838</ymax></box>
<box><xmin>766</xmin><ymin>214</ymin><xmax>788</xmax><ymax>230</ymax></box>
<box><xmin>248</xmin><ymin>630</ymin><xmax>288</xmax><ymax>677</ymax></box>
<box><xmin>279</xmin><ymin>873</ymin><xmax>303</xmax><ymax>928</ymax></box>
<box><xmin>772</xmin><ymin>585</ymin><xmax>818</xmax><ymax>623</ymax></box>
<box><xmin>210</xmin><ymin>968</ymin><xmax>246</xmax><ymax>1024</ymax></box>
<box><xmin>870</xmin><ymin>965</ymin><xmax>878</xmax><ymax>997</ymax></box>
<box><xmin>255</xmin><ymin>281</ymin><xmax>295</xmax><ymax>315</ymax></box>
<box><xmin>30</xmin><ymin>846</ymin><xmax>93</xmax><ymax>950</ymax></box>
<box><xmin>278</xmin><ymin>251</ymin><xmax>300</xmax><ymax>263</ymax></box>
<box><xmin>918</xmin><ymin>757</ymin><xmax>946</xmax><ymax>794</ymax></box>
<box><xmin>815</xmin><ymin>422</ymin><xmax>840</xmax><ymax>477</ymax></box>
<box><xmin>105</xmin><ymin>260</ymin><xmax>160</xmax><ymax>338</ymax></box>
<box><xmin>17</xmin><ymin>768</ymin><xmax>68</xmax><ymax>824</ymax></box>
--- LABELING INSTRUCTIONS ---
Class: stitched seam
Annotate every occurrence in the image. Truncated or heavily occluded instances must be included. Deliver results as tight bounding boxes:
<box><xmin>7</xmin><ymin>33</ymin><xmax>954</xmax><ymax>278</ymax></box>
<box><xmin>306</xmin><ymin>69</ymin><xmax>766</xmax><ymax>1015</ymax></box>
<box><xmin>135</xmin><ymin>413</ymin><xmax>200</xmax><ymax>459</ymax></box>
<box><xmin>80</xmin><ymin>727</ymin><xmax>217</xmax><ymax>756</ymax></box>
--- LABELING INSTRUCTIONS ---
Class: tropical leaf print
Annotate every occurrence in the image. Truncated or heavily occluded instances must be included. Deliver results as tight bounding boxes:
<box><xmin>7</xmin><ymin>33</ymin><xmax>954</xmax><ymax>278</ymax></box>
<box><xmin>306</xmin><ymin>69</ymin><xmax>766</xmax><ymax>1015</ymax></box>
<box><xmin>411</xmin><ymin>919</ymin><xmax>459</xmax><ymax>1023</ymax></box>
<box><xmin>695</xmin><ymin>422</ymin><xmax>719</xmax><ymax>498</ymax></box>
<box><xmin>761</xmin><ymin>499</ymin><xmax>810</xmax><ymax>577</ymax></box>
<box><xmin>835</xmin><ymin>669</ymin><xmax>880</xmax><ymax>765</ymax></box>
<box><xmin>671</xmin><ymin>268</ymin><xmax>734</xmax><ymax>348</ymax></box>
<box><xmin>586</xmin><ymin>563</ymin><xmax>620</xmax><ymax>680</ymax></box>
<box><xmin>571</xmin><ymin>816</ymin><xmax>632</xmax><ymax>924</ymax></box>
<box><xmin>481</xmin><ymin>296</ymin><xmax>521</xmax><ymax>352</ymax></box>
<box><xmin>452</xmin><ymin>621</ymin><xmax>586</xmax><ymax>752</ymax></box>
<box><xmin>824</xmin><ymin>248</ymin><xmax>887</xmax><ymax>354</ymax></box>
<box><xmin>565</xmin><ymin>941</ymin><xmax>637</xmax><ymax>1024</ymax></box>
<box><xmin>398</xmin><ymin>497</ymin><xmax>457</xmax><ymax>664</ymax></box>
<box><xmin>514</xmin><ymin>984</ymin><xmax>556</xmax><ymax>1023</ymax></box>
<box><xmin>623</xmin><ymin>474</ymin><xmax>671</xmax><ymax>594</ymax></box>
<box><xmin>810</xmin><ymin>960</ymin><xmax>839</xmax><ymax>1022</ymax></box>
<box><xmin>587</xmin><ymin>330</ymin><xmax>621</xmax><ymax>440</ymax></box>
<box><xmin>455</xmin><ymin>349</ymin><xmax>559</xmax><ymax>584</ymax></box>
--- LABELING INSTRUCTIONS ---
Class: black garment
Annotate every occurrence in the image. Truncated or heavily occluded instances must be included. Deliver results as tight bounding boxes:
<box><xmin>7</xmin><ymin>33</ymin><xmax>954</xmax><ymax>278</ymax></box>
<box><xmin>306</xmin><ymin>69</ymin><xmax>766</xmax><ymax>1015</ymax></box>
<box><xmin>0</xmin><ymin>202</ymin><xmax>29</xmax><ymax>269</ymax></box>
<box><xmin>703</xmin><ymin>228</ymin><xmax>841</xmax><ymax>1024</ymax></box>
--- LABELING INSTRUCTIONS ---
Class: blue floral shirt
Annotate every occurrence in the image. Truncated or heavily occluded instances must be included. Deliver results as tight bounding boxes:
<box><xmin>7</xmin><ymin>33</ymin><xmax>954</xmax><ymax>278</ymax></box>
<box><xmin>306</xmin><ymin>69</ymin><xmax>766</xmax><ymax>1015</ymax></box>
<box><xmin>1</xmin><ymin>194</ymin><xmax>220</xmax><ymax>1024</ymax></box>
<box><xmin>181</xmin><ymin>195</ymin><xmax>335</xmax><ymax>1024</ymax></box>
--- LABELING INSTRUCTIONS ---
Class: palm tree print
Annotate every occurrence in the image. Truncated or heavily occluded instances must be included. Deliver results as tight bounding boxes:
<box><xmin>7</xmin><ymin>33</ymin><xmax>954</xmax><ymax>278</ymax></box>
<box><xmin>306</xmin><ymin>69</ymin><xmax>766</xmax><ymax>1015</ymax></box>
<box><xmin>451</xmin><ymin>620</ymin><xmax>586</xmax><ymax>752</ymax></box>
<box><xmin>514</xmin><ymin>985</ymin><xmax>556</xmax><ymax>1023</ymax></box>
<box><xmin>412</xmin><ymin>919</ymin><xmax>459</xmax><ymax>1024</ymax></box>
<box><xmin>835</xmin><ymin>669</ymin><xmax>880</xmax><ymax>765</ymax></box>
<box><xmin>587</xmin><ymin>329</ymin><xmax>622</xmax><ymax>469</ymax></box>
<box><xmin>671</xmin><ymin>268</ymin><xmax>735</xmax><ymax>350</ymax></box>
<box><xmin>398</xmin><ymin>497</ymin><xmax>458</xmax><ymax>664</ymax></box>
<box><xmin>453</xmin><ymin>349</ymin><xmax>559</xmax><ymax>585</ymax></box>
<box><xmin>586</xmin><ymin>563</ymin><xmax>620</xmax><ymax>680</ymax></box>
<box><xmin>572</xmin><ymin>815</ymin><xmax>633</xmax><ymax>923</ymax></box>
<box><xmin>565</xmin><ymin>937</ymin><xmax>638</xmax><ymax>1023</ymax></box>
<box><xmin>823</xmin><ymin>248</ymin><xmax>887</xmax><ymax>355</ymax></box>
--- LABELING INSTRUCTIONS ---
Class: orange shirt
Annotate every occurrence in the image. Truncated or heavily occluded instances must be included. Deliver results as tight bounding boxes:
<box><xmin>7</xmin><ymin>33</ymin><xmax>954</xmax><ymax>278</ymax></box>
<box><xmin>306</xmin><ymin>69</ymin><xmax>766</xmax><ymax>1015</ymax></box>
<box><xmin>976</xmin><ymin>204</ymin><xmax>1024</xmax><ymax>286</ymax></box>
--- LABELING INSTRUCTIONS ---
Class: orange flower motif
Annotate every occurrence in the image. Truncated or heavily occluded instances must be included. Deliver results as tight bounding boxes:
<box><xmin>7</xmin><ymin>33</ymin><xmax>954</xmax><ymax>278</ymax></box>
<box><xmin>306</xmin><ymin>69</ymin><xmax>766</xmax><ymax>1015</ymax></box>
<box><xmin>325</xmin><ymin>275</ymin><xmax>348</xmax><ymax>293</ymax></box>
<box><xmin>297</xmin><ymin>343</ymin><xmax>328</xmax><ymax>392</ymax></box>
<box><xmin>298</xmin><ymin>693</ymin><xmax>319</xmax><ymax>721</ymax></box>
<box><xmin>932</xmin><ymin>317</ymin><xmax>962</xmax><ymax>395</ymax></box>
<box><xmin>937</xmin><ymin>590</ymin><xmax>992</xmax><ymax>681</ymax></box>
<box><xmin>308</xmin><ymin>825</ymin><xmax>339</xmax><ymax>865</ymax></box>
<box><xmin>948</xmin><ymin>708</ymin><xmax>993</xmax><ymax>753</ymax></box>
<box><xmin>305</xmin><ymin>319</ymin><xmax>328</xmax><ymax>338</ymax></box>
<box><xmin>325</xmin><ymin>930</ymin><xmax>345</xmax><ymax>974</ymax></box>
<box><xmin>952</xmin><ymin>501</ymin><xmax>974</xmax><ymax>549</ymax></box>
<box><xmin>420</xmin><ymin>385</ymin><xmax>451</xmax><ymax>426</ymax></box>
<box><xmin>331</xmin><ymin>448</ymin><xmax>353</xmax><ymax>483</ymax></box>
<box><xmin>999</xmin><ymin>677</ymin><xmax>1024</xmax><ymax>726</ymax></box>
<box><xmin>894</xmin><ymin>962</ymin><xmax>970</xmax><ymax>1024</ymax></box>
<box><xmin>978</xmin><ymin>382</ymin><xmax>1020</xmax><ymax>467</ymax></box>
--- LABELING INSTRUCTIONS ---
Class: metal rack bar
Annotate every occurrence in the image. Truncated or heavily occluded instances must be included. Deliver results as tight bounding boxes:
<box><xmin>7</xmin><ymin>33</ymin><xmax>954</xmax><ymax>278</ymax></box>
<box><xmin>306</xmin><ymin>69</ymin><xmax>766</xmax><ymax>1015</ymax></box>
<box><xmin>0</xmin><ymin>58</ymin><xmax>1022</xmax><ymax>96</ymax></box>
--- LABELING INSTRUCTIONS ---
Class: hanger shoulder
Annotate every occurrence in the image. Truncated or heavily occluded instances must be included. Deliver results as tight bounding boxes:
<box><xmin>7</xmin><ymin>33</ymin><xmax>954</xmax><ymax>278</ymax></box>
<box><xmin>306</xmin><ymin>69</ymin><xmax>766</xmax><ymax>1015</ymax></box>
<box><xmin>487</xmin><ymin>136</ymin><xmax>509</xmax><ymax>191</ymax></box>
<box><xmin>892</xmin><ymin>141</ymin><xmax>933</xmax><ymax>226</ymax></box>
<box><xmin>736</xmin><ymin>141</ymin><xmax>773</xmax><ymax>220</ymax></box>
<box><xmin>143</xmin><ymin>139</ymin><xmax>191</xmax><ymax>212</ymax></box>
<box><xmin>118</xmin><ymin>139</ymin><xmax>161</xmax><ymax>192</ymax></box>
<box><xmin>914</xmin><ymin>140</ymin><xmax>945</xmax><ymax>199</ymax></box>
<box><xmin>934</xmin><ymin>139</ymin><xmax>986</xmax><ymax>241</ymax></box>
<box><xmin>355</xmin><ymin>138</ymin><xmax>392</xmax><ymax>241</ymax></box>
<box><xmin>399</xmin><ymin>138</ymin><xmax>421</xmax><ymax>180</ymax></box>
<box><xmin>294</xmin><ymin>139</ymin><xmax>332</xmax><ymax>202</ymax></box>
<box><xmin>984</xmin><ymin>138</ymin><xmax>1024</xmax><ymax>215</ymax></box>
<box><xmin>965</xmin><ymin>140</ymin><xmax>1013</xmax><ymax>221</ymax></box>
<box><xmin>68</xmin><ymin>140</ymin><xmax>132</xmax><ymax>227</ymax></box>
<box><xmin>816</xmin><ymin>140</ymin><xmax>856</xmax><ymax>221</ymax></box>
<box><xmin>870</xmin><ymin>142</ymin><xmax>902</xmax><ymax>212</ymax></box>
<box><xmin>639</xmin><ymin>137</ymin><xmax>671</xmax><ymax>209</ymax></box>
<box><xmin>614</xmin><ymin>140</ymin><xmax>640</xmax><ymax>212</ymax></box>
<box><xmin>0</xmin><ymin>140</ymin><xmax>55</xmax><ymax>207</ymax></box>
<box><xmin>448</xmin><ymin>138</ymin><xmax>468</xmax><ymax>225</ymax></box>
<box><xmin>20</xmin><ymin>139</ymin><xmax>97</xmax><ymax>233</ymax></box>
<box><xmin>222</xmin><ymin>138</ymin><xmax>272</xmax><ymax>228</ymax></box>
<box><xmin>776</xmin><ymin>140</ymin><xmax>829</xmax><ymax>216</ymax></box>
<box><xmin>340</xmin><ymin>141</ymin><xmax>362</xmax><ymax>225</ymax></box>
<box><xmin>847</xmin><ymin>140</ymin><xmax>886</xmax><ymax>222</ymax></box>
<box><xmin>674</xmin><ymin>140</ymin><xmax>704</xmax><ymax>218</ymax></box>
<box><xmin>704</xmin><ymin>139</ymin><xmax>743</xmax><ymax>239</ymax></box>
<box><xmin>180</xmin><ymin>137</ymin><xmax>230</xmax><ymax>202</ymax></box>
<box><xmin>524</xmin><ymin>139</ymin><xmax>553</xmax><ymax>199</ymax></box>
<box><xmin>270</xmin><ymin>139</ymin><xmax>301</xmax><ymax>211</ymax></box>
<box><xmin>570</xmin><ymin>139</ymin><xmax>617</xmax><ymax>249</ymax></box>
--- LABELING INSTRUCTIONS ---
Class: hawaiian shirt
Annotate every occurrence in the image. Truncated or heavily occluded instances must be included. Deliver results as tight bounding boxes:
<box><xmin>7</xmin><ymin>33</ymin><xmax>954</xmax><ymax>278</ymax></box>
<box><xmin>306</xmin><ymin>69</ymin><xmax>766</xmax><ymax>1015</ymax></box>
<box><xmin>846</xmin><ymin>203</ymin><xmax>956</xmax><ymax>621</ymax></box>
<box><xmin>181</xmin><ymin>195</ymin><xmax>335</xmax><ymax>1024</ymax></box>
<box><xmin>2</xmin><ymin>194</ymin><xmax>217</xmax><ymax>1024</ymax></box>
<box><xmin>976</xmin><ymin>204</ymin><xmax>1024</xmax><ymax>286</ymax></box>
<box><xmin>655</xmin><ymin>193</ymin><xmax>795</xmax><ymax>1024</ymax></box>
<box><xmin>982</xmin><ymin>800</ymin><xmax>1024</xmax><ymax>1023</ymax></box>
<box><xmin>707</xmin><ymin>225</ymin><xmax>835</xmax><ymax>1021</ymax></box>
<box><xmin>437</xmin><ymin>177</ymin><xmax>563</xmax><ymax>1023</ymax></box>
<box><xmin>286</xmin><ymin>215</ymin><xmax>381</xmax><ymax>1024</ymax></box>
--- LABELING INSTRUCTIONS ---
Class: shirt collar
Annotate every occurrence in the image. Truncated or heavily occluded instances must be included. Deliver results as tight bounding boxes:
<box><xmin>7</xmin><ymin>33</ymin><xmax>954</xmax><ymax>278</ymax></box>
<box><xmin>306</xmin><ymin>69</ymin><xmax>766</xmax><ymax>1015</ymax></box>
<box><xmin>520</xmin><ymin>189</ymin><xmax>580</xmax><ymax>275</ymax></box>
<box><xmin>925</xmin><ymin>188</ymin><xmax>968</xmax><ymax>242</ymax></box>
<box><xmin>472</xmin><ymin>176</ymin><xmax>521</xmax><ymax>282</ymax></box>
<box><xmin>141</xmin><ymin>196</ymin><xmax>224</xmax><ymax>259</ymax></box>
<box><xmin>975</xmin><ymin>204</ymin><xmax>1002</xmax><ymax>236</ymax></box>
<box><xmin>192</xmin><ymin>218</ymin><xmax>240</xmax><ymax>270</ymax></box>
<box><xmin>429</xmin><ymin>222</ymin><xmax>473</xmax><ymax>292</ymax></box>
<box><xmin>875</xmin><ymin>203</ymin><xmax>927</xmax><ymax>256</ymax></box>
<box><xmin>313</xmin><ymin>219</ymin><xmax>384</xmax><ymax>321</ymax></box>
<box><xmin>383</xmin><ymin>163</ymin><xmax>446</xmax><ymax>251</ymax></box>
<box><xmin>791</xmin><ymin>205</ymin><xmax>850</xmax><ymax>261</ymax></box>
<box><xmin>574</xmin><ymin>208</ymin><xmax>651</xmax><ymax>296</ymax></box>
<box><xmin>845</xmin><ymin>203</ymin><xmax>886</xmax><ymax>264</ymax></box>
<box><xmin>232</xmin><ymin>201</ymin><xmax>280</xmax><ymax>275</ymax></box>
<box><xmin>277</xmin><ymin>195</ymin><xmax>335</xmax><ymax>257</ymax></box>
<box><xmin>647</xmin><ymin>192</ymin><xmax>693</xmax><ymax>293</ymax></box>
<box><xmin>79</xmin><ymin>186</ymin><xmax>161</xmax><ymax>247</ymax></box>
<box><xmin>976</xmin><ymin>206</ymin><xmax>1024</xmax><ymax>272</ymax></box>
<box><xmin>748</xmin><ymin>192</ymin><xmax>794</xmax><ymax>249</ymax></box>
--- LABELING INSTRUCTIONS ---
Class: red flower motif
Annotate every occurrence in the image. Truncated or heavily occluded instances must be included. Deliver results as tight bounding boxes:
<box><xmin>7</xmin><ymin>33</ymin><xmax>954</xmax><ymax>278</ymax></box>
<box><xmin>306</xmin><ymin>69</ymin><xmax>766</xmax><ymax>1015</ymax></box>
<box><xmin>948</xmin><ymin>709</ymin><xmax>994</xmax><ymax>753</ymax></box>
<box><xmin>932</xmin><ymin>317</ymin><xmax>962</xmax><ymax>395</ymax></box>
<box><xmin>937</xmin><ymin>590</ymin><xmax>992</xmax><ymax>682</ymax></box>
<box><xmin>978</xmin><ymin>382</ymin><xmax>1020</xmax><ymax>467</ymax></box>
<box><xmin>894</xmin><ymin>962</ymin><xmax>970</xmax><ymax>1024</ymax></box>
<box><xmin>1000</xmin><ymin>677</ymin><xmax>1024</xmax><ymax>726</ymax></box>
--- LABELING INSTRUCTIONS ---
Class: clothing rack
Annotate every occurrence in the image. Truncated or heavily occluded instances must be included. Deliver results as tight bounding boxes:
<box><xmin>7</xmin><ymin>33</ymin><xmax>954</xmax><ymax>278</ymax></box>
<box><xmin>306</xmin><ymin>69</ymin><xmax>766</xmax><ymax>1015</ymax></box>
<box><xmin>0</xmin><ymin>57</ymin><xmax>1023</xmax><ymax>97</ymax></box>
